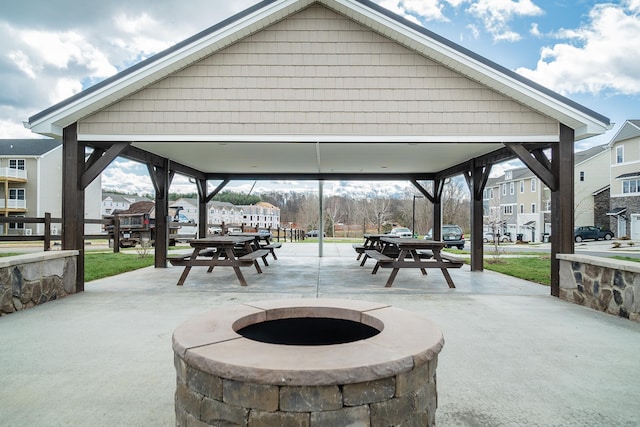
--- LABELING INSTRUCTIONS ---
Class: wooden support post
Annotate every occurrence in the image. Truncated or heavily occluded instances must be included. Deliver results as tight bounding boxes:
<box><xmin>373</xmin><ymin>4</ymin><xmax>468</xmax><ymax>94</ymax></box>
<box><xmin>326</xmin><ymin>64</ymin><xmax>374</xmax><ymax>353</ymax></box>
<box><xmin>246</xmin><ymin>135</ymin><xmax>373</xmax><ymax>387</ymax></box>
<box><xmin>196</xmin><ymin>179</ymin><xmax>208</xmax><ymax>238</ymax></box>
<box><xmin>466</xmin><ymin>161</ymin><xmax>490</xmax><ymax>271</ymax></box>
<box><xmin>148</xmin><ymin>160</ymin><xmax>170</xmax><ymax>268</ymax></box>
<box><xmin>432</xmin><ymin>179</ymin><xmax>444</xmax><ymax>241</ymax></box>
<box><xmin>44</xmin><ymin>212</ymin><xmax>51</xmax><ymax>251</ymax></box>
<box><xmin>550</xmin><ymin>124</ymin><xmax>575</xmax><ymax>297</ymax></box>
<box><xmin>62</xmin><ymin>123</ymin><xmax>85</xmax><ymax>292</ymax></box>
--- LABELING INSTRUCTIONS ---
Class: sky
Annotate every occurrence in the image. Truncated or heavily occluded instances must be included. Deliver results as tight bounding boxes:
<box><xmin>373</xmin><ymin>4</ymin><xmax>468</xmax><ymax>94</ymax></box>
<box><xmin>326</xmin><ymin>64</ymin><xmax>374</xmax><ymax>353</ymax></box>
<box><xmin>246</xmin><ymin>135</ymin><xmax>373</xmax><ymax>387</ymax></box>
<box><xmin>1</xmin><ymin>0</ymin><xmax>639</xmax><ymax>196</ymax></box>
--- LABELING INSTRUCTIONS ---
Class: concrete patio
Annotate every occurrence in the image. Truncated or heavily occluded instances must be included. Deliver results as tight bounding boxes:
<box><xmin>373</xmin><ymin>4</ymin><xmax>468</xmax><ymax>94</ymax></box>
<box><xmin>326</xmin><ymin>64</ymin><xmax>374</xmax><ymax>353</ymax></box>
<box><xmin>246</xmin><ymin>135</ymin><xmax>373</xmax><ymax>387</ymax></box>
<box><xmin>1</xmin><ymin>242</ymin><xmax>639</xmax><ymax>426</ymax></box>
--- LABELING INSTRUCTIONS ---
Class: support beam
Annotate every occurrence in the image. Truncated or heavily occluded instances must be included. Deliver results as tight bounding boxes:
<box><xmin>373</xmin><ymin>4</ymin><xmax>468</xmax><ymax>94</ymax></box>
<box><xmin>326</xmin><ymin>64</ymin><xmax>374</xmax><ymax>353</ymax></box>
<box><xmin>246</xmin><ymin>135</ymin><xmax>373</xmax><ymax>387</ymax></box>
<box><xmin>148</xmin><ymin>161</ymin><xmax>171</xmax><ymax>268</ymax></box>
<box><xmin>80</xmin><ymin>143</ymin><xmax>130</xmax><ymax>190</ymax></box>
<box><xmin>196</xmin><ymin>179</ymin><xmax>208</xmax><ymax>238</ymax></box>
<box><xmin>550</xmin><ymin>124</ymin><xmax>575</xmax><ymax>297</ymax></box>
<box><xmin>62</xmin><ymin>123</ymin><xmax>85</xmax><ymax>292</ymax></box>
<box><xmin>504</xmin><ymin>142</ymin><xmax>557</xmax><ymax>191</ymax></box>
<box><xmin>464</xmin><ymin>160</ymin><xmax>491</xmax><ymax>271</ymax></box>
<box><xmin>432</xmin><ymin>179</ymin><xmax>444</xmax><ymax>241</ymax></box>
<box><xmin>205</xmin><ymin>178</ymin><xmax>231</xmax><ymax>203</ymax></box>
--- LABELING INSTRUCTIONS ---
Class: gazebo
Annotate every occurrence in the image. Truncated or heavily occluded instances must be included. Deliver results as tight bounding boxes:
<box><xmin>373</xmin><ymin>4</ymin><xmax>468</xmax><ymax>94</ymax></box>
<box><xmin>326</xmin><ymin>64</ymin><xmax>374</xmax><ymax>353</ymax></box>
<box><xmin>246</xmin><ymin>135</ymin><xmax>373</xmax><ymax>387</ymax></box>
<box><xmin>25</xmin><ymin>0</ymin><xmax>610</xmax><ymax>295</ymax></box>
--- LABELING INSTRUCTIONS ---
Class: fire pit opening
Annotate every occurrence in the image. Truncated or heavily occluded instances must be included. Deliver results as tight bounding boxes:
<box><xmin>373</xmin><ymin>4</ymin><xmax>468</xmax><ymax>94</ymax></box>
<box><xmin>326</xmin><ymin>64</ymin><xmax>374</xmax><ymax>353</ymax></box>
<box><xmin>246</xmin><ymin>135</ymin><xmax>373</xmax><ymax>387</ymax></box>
<box><xmin>236</xmin><ymin>317</ymin><xmax>381</xmax><ymax>345</ymax></box>
<box><xmin>174</xmin><ymin>299</ymin><xmax>444</xmax><ymax>426</ymax></box>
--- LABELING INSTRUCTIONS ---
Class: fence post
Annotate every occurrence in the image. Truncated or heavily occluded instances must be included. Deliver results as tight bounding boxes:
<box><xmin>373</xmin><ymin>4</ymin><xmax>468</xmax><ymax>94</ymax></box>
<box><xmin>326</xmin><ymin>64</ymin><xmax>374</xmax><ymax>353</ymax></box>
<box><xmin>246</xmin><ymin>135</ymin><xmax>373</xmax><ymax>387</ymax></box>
<box><xmin>44</xmin><ymin>212</ymin><xmax>51</xmax><ymax>251</ymax></box>
<box><xmin>113</xmin><ymin>215</ymin><xmax>120</xmax><ymax>253</ymax></box>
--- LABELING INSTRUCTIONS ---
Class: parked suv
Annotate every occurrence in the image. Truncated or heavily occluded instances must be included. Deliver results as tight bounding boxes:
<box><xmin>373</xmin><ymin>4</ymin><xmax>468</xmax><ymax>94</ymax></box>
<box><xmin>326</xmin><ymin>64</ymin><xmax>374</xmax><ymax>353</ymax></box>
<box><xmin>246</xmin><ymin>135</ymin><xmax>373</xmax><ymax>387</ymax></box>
<box><xmin>574</xmin><ymin>226</ymin><xmax>614</xmax><ymax>242</ymax></box>
<box><xmin>425</xmin><ymin>224</ymin><xmax>465</xmax><ymax>250</ymax></box>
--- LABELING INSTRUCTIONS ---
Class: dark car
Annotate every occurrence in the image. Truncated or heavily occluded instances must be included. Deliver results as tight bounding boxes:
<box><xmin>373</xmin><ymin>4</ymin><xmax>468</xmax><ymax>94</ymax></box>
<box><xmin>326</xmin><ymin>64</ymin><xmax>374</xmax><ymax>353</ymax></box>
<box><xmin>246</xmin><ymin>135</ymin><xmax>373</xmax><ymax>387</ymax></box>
<box><xmin>574</xmin><ymin>226</ymin><xmax>614</xmax><ymax>242</ymax></box>
<box><xmin>425</xmin><ymin>224</ymin><xmax>465</xmax><ymax>250</ymax></box>
<box><xmin>305</xmin><ymin>229</ymin><xmax>326</xmax><ymax>237</ymax></box>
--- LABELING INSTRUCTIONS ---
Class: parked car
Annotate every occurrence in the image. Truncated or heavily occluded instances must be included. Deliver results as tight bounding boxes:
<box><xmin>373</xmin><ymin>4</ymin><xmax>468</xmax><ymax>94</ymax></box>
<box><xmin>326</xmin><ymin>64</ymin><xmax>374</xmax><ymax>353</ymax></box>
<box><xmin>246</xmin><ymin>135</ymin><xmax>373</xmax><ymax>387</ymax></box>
<box><xmin>389</xmin><ymin>227</ymin><xmax>413</xmax><ymax>238</ymax></box>
<box><xmin>425</xmin><ymin>225</ymin><xmax>465</xmax><ymax>249</ymax></box>
<box><xmin>306</xmin><ymin>229</ymin><xmax>326</xmax><ymax>237</ymax></box>
<box><xmin>483</xmin><ymin>232</ymin><xmax>511</xmax><ymax>243</ymax></box>
<box><xmin>574</xmin><ymin>226</ymin><xmax>614</xmax><ymax>242</ymax></box>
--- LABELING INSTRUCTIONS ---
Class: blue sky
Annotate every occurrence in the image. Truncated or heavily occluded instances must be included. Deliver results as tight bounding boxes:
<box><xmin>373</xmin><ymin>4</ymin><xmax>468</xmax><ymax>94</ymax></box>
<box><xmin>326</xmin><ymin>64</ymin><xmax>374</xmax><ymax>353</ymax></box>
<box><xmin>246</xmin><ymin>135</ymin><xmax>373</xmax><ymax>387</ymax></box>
<box><xmin>1</xmin><ymin>0</ymin><xmax>639</xmax><ymax>195</ymax></box>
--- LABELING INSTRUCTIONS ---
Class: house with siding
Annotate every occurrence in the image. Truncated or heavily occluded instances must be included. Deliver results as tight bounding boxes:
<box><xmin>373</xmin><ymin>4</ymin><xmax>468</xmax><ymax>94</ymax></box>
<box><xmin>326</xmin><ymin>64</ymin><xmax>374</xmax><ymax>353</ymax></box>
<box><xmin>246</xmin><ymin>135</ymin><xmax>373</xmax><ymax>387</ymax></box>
<box><xmin>170</xmin><ymin>198</ymin><xmax>281</xmax><ymax>230</ymax></box>
<box><xmin>484</xmin><ymin>143</ymin><xmax>609</xmax><ymax>241</ymax></box>
<box><xmin>573</xmin><ymin>144</ymin><xmax>609</xmax><ymax>227</ymax></box>
<box><xmin>102</xmin><ymin>192</ymin><xmax>152</xmax><ymax>216</ymax></box>
<box><xmin>0</xmin><ymin>139</ymin><xmax>101</xmax><ymax>235</ymax></box>
<box><xmin>607</xmin><ymin>120</ymin><xmax>640</xmax><ymax>238</ymax></box>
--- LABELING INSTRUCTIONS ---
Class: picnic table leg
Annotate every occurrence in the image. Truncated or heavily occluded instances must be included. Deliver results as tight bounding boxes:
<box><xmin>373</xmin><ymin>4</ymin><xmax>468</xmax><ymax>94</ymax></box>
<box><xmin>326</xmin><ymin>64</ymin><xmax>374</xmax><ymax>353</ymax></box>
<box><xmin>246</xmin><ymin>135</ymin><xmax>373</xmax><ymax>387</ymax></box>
<box><xmin>385</xmin><ymin>268</ymin><xmax>400</xmax><ymax>287</ymax></box>
<box><xmin>207</xmin><ymin>250</ymin><xmax>222</xmax><ymax>273</ymax></box>
<box><xmin>433</xmin><ymin>251</ymin><xmax>456</xmax><ymax>288</ymax></box>
<box><xmin>244</xmin><ymin>243</ymin><xmax>264</xmax><ymax>273</ymax></box>
<box><xmin>224</xmin><ymin>247</ymin><xmax>248</xmax><ymax>286</ymax></box>
<box><xmin>410</xmin><ymin>250</ymin><xmax>428</xmax><ymax>276</ymax></box>
<box><xmin>176</xmin><ymin>247</ymin><xmax>200</xmax><ymax>286</ymax></box>
<box><xmin>176</xmin><ymin>266</ymin><xmax>191</xmax><ymax>286</ymax></box>
<box><xmin>360</xmin><ymin>254</ymin><xmax>369</xmax><ymax>267</ymax></box>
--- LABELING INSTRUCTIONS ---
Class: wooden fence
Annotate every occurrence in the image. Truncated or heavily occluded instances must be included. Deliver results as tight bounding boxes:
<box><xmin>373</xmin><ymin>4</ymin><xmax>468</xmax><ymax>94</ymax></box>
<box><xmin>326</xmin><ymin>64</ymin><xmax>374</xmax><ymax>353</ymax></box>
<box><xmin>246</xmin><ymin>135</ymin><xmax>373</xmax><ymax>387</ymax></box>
<box><xmin>0</xmin><ymin>214</ymin><xmax>305</xmax><ymax>251</ymax></box>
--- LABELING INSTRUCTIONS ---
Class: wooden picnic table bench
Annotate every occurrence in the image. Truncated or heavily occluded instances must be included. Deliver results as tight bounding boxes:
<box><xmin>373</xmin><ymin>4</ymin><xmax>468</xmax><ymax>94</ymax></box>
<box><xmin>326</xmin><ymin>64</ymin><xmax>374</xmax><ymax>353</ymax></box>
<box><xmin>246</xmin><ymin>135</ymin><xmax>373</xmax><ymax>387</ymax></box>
<box><xmin>369</xmin><ymin>237</ymin><xmax>463</xmax><ymax>288</ymax></box>
<box><xmin>169</xmin><ymin>236</ymin><xmax>268</xmax><ymax>287</ymax></box>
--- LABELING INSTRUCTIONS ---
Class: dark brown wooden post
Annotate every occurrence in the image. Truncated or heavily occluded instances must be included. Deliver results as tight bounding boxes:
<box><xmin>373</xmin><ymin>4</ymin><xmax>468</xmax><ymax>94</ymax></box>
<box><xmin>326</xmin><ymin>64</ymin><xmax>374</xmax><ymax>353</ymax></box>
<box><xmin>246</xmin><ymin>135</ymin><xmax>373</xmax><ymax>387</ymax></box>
<box><xmin>113</xmin><ymin>215</ymin><xmax>120</xmax><ymax>253</ymax></box>
<box><xmin>196</xmin><ymin>178</ymin><xmax>207</xmax><ymax>238</ymax></box>
<box><xmin>432</xmin><ymin>179</ymin><xmax>444</xmax><ymax>241</ymax></box>
<box><xmin>62</xmin><ymin>123</ymin><xmax>85</xmax><ymax>292</ymax></box>
<box><xmin>44</xmin><ymin>212</ymin><xmax>51</xmax><ymax>251</ymax></box>
<box><xmin>155</xmin><ymin>161</ymin><xmax>170</xmax><ymax>268</ymax></box>
<box><xmin>550</xmin><ymin>124</ymin><xmax>575</xmax><ymax>296</ymax></box>
<box><xmin>468</xmin><ymin>161</ymin><xmax>490</xmax><ymax>271</ymax></box>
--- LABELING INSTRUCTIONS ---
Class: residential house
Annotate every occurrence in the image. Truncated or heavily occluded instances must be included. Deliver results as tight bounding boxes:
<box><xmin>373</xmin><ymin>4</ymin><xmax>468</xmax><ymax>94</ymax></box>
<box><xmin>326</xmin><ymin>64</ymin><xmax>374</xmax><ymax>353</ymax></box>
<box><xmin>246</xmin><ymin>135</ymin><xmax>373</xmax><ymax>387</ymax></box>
<box><xmin>574</xmin><ymin>144</ymin><xmax>609</xmax><ymax>227</ymax></box>
<box><xmin>170</xmin><ymin>198</ymin><xmax>281</xmax><ymax>230</ymax></box>
<box><xmin>483</xmin><ymin>144</ymin><xmax>608</xmax><ymax>242</ymax></box>
<box><xmin>484</xmin><ymin>167</ymin><xmax>545</xmax><ymax>242</ymax></box>
<box><xmin>102</xmin><ymin>192</ymin><xmax>152</xmax><ymax>216</ymax></box>
<box><xmin>607</xmin><ymin>120</ymin><xmax>640</xmax><ymax>238</ymax></box>
<box><xmin>0</xmin><ymin>139</ymin><xmax>101</xmax><ymax>235</ymax></box>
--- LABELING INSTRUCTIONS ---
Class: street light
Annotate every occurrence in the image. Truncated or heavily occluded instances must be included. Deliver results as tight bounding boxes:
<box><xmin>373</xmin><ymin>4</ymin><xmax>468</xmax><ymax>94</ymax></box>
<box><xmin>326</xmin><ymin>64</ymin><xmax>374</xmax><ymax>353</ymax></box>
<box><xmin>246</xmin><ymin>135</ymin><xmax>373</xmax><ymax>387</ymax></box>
<box><xmin>412</xmin><ymin>195</ymin><xmax>424</xmax><ymax>237</ymax></box>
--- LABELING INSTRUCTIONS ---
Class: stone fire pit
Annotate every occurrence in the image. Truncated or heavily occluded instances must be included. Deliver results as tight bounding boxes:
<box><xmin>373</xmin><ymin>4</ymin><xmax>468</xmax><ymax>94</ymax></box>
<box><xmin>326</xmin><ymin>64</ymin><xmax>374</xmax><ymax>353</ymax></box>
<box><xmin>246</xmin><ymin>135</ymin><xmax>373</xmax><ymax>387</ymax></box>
<box><xmin>173</xmin><ymin>298</ymin><xmax>444</xmax><ymax>426</ymax></box>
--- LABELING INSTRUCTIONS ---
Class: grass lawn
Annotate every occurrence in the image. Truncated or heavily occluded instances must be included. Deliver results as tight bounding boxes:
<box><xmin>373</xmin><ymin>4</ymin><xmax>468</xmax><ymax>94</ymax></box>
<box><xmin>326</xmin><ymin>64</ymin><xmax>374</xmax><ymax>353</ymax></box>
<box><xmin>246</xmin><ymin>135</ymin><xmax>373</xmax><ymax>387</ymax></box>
<box><xmin>85</xmin><ymin>252</ymin><xmax>155</xmax><ymax>282</ymax></box>
<box><xmin>483</xmin><ymin>256</ymin><xmax>551</xmax><ymax>286</ymax></box>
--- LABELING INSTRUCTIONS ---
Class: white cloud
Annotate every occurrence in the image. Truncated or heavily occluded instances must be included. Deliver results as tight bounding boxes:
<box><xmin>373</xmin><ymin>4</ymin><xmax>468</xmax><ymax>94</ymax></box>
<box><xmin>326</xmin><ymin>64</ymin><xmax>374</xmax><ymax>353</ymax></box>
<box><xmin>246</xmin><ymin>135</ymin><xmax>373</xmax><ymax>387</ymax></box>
<box><xmin>466</xmin><ymin>0</ymin><xmax>543</xmax><ymax>42</ymax></box>
<box><xmin>516</xmin><ymin>3</ymin><xmax>640</xmax><ymax>95</ymax></box>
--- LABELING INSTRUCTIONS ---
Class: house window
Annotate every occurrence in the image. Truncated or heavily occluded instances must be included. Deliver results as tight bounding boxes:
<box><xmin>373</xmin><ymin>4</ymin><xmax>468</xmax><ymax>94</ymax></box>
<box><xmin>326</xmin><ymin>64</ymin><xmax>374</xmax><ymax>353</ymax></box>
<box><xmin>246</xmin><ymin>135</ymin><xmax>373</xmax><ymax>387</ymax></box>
<box><xmin>531</xmin><ymin>203</ymin><xmax>536</xmax><ymax>214</ymax></box>
<box><xmin>509</xmin><ymin>182</ymin><xmax>514</xmax><ymax>195</ymax></box>
<box><xmin>519</xmin><ymin>181</ymin><xmax>524</xmax><ymax>193</ymax></box>
<box><xmin>505</xmin><ymin>171</ymin><xmax>512</xmax><ymax>180</ymax></box>
<box><xmin>503</xmin><ymin>205</ymin><xmax>513</xmax><ymax>215</ymax></box>
<box><xmin>616</xmin><ymin>146</ymin><xmax>624</xmax><ymax>164</ymax></box>
<box><xmin>502</xmin><ymin>184</ymin><xmax>506</xmax><ymax>196</ymax></box>
<box><xmin>9</xmin><ymin>159</ymin><xmax>25</xmax><ymax>170</ymax></box>
<box><xmin>623</xmin><ymin>179</ymin><xmax>640</xmax><ymax>194</ymax></box>
<box><xmin>579</xmin><ymin>171</ymin><xmax>585</xmax><ymax>182</ymax></box>
<box><xmin>9</xmin><ymin>215</ymin><xmax>24</xmax><ymax>230</ymax></box>
<box><xmin>489</xmin><ymin>188</ymin><xmax>493</xmax><ymax>198</ymax></box>
<box><xmin>531</xmin><ymin>178</ymin><xmax>536</xmax><ymax>192</ymax></box>
<box><xmin>545</xmin><ymin>200</ymin><xmax>551</xmax><ymax>211</ymax></box>
<box><xmin>519</xmin><ymin>204</ymin><xmax>524</xmax><ymax>214</ymax></box>
<box><xmin>9</xmin><ymin>188</ymin><xmax>25</xmax><ymax>200</ymax></box>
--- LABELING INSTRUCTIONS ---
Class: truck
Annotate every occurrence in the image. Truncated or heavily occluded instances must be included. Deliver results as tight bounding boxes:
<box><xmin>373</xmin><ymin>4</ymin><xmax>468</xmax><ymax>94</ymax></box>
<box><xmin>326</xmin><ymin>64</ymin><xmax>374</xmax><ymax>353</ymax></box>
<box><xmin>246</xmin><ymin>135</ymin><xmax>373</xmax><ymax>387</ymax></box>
<box><xmin>106</xmin><ymin>201</ymin><xmax>197</xmax><ymax>248</ymax></box>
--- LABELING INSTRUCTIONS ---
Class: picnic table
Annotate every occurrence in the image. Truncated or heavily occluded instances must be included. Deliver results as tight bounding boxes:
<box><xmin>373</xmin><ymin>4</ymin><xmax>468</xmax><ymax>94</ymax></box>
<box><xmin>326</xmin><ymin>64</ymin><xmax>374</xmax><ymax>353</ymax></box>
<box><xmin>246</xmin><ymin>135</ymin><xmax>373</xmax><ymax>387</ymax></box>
<box><xmin>168</xmin><ymin>236</ymin><xmax>270</xmax><ymax>286</ymax></box>
<box><xmin>356</xmin><ymin>234</ymin><xmax>400</xmax><ymax>266</ymax></box>
<box><xmin>365</xmin><ymin>237</ymin><xmax>463</xmax><ymax>288</ymax></box>
<box><xmin>228</xmin><ymin>232</ymin><xmax>282</xmax><ymax>261</ymax></box>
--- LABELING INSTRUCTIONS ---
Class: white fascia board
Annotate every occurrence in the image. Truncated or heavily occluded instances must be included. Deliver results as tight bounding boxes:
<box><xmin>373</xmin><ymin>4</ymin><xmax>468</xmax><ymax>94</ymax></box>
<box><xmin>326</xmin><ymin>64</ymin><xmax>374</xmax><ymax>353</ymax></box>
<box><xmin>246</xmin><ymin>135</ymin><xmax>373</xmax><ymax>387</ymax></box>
<box><xmin>27</xmin><ymin>0</ymin><xmax>312</xmax><ymax>138</ymax></box>
<box><xmin>330</xmin><ymin>0</ymin><xmax>609</xmax><ymax>137</ymax></box>
<box><xmin>80</xmin><ymin>133</ymin><xmax>559</xmax><ymax>144</ymax></box>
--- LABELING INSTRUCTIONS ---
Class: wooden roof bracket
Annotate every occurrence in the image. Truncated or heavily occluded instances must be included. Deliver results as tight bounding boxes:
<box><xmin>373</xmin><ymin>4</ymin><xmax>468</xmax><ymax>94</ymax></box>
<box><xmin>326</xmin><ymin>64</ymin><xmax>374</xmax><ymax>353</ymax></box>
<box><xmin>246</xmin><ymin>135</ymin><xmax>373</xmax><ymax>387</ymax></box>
<box><xmin>504</xmin><ymin>142</ymin><xmax>557</xmax><ymax>191</ymax></box>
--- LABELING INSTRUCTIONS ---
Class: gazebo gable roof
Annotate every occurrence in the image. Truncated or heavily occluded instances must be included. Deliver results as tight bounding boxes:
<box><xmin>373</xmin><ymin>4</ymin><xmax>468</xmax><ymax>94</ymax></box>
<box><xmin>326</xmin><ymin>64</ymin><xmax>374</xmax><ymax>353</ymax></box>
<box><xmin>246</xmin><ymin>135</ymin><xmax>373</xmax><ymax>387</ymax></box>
<box><xmin>26</xmin><ymin>0</ymin><xmax>609</xmax><ymax>140</ymax></box>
